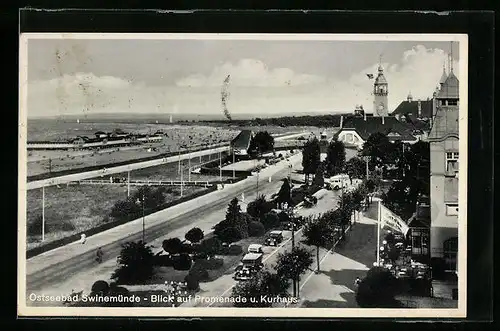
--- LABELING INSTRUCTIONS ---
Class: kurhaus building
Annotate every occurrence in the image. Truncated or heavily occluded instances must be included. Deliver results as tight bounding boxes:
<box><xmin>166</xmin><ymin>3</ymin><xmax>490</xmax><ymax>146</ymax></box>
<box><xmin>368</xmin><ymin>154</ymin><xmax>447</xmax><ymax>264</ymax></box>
<box><xmin>427</xmin><ymin>65</ymin><xmax>460</xmax><ymax>274</ymax></box>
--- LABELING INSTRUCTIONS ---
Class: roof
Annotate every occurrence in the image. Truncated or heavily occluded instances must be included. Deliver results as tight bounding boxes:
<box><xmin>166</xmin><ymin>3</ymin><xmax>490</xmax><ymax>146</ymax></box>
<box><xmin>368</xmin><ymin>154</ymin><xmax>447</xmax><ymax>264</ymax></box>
<box><xmin>270</xmin><ymin>230</ymin><xmax>283</xmax><ymax>235</ymax></box>
<box><xmin>436</xmin><ymin>71</ymin><xmax>459</xmax><ymax>99</ymax></box>
<box><xmin>374</xmin><ymin>65</ymin><xmax>388</xmax><ymax>85</ymax></box>
<box><xmin>392</xmin><ymin>100</ymin><xmax>433</xmax><ymax>119</ymax></box>
<box><xmin>242</xmin><ymin>253</ymin><xmax>263</xmax><ymax>261</ymax></box>
<box><xmin>439</xmin><ymin>67</ymin><xmax>448</xmax><ymax>84</ymax></box>
<box><xmin>334</xmin><ymin>115</ymin><xmax>417</xmax><ymax>142</ymax></box>
<box><xmin>231</xmin><ymin>130</ymin><xmax>253</xmax><ymax>149</ymax></box>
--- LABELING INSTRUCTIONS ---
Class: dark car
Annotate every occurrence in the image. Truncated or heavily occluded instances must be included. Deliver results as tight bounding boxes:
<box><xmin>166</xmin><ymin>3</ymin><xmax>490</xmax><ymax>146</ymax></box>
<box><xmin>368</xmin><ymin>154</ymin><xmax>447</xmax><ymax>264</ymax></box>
<box><xmin>264</xmin><ymin>231</ymin><xmax>284</xmax><ymax>246</ymax></box>
<box><xmin>303</xmin><ymin>195</ymin><xmax>318</xmax><ymax>207</ymax></box>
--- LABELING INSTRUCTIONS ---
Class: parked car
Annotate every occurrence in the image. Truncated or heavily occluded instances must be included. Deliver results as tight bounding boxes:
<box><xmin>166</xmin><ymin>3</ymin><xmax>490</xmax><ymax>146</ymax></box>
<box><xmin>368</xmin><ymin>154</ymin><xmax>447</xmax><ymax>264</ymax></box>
<box><xmin>303</xmin><ymin>195</ymin><xmax>318</xmax><ymax>208</ymax></box>
<box><xmin>234</xmin><ymin>253</ymin><xmax>264</xmax><ymax>281</ymax></box>
<box><xmin>265</xmin><ymin>231</ymin><xmax>284</xmax><ymax>246</ymax></box>
<box><xmin>247</xmin><ymin>244</ymin><xmax>264</xmax><ymax>254</ymax></box>
<box><xmin>325</xmin><ymin>174</ymin><xmax>351</xmax><ymax>190</ymax></box>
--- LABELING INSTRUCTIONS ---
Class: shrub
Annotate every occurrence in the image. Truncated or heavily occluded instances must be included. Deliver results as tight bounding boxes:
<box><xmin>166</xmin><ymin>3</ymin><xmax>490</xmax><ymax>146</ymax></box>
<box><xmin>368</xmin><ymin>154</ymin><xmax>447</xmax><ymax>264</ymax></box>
<box><xmin>278</xmin><ymin>211</ymin><xmax>291</xmax><ymax>224</ymax></box>
<box><xmin>180</xmin><ymin>242</ymin><xmax>195</xmax><ymax>254</ymax></box>
<box><xmin>198</xmin><ymin>237</ymin><xmax>222</xmax><ymax>257</ymax></box>
<box><xmin>188</xmin><ymin>262</ymin><xmax>210</xmax><ymax>281</ymax></box>
<box><xmin>162</xmin><ymin>238</ymin><xmax>183</xmax><ymax>255</ymax></box>
<box><xmin>355</xmin><ymin>267</ymin><xmax>401</xmax><ymax>308</ymax></box>
<box><xmin>91</xmin><ymin>280</ymin><xmax>110</xmax><ymax>295</ymax></box>
<box><xmin>111</xmin><ymin>241</ymin><xmax>155</xmax><ymax>285</ymax></box>
<box><xmin>248</xmin><ymin>221</ymin><xmax>266</xmax><ymax>237</ymax></box>
<box><xmin>172</xmin><ymin>253</ymin><xmax>193</xmax><ymax>271</ymax></box>
<box><xmin>153</xmin><ymin>254</ymin><xmax>173</xmax><ymax>267</ymax></box>
<box><xmin>261</xmin><ymin>211</ymin><xmax>281</xmax><ymax>230</ymax></box>
<box><xmin>184</xmin><ymin>274</ymin><xmax>200</xmax><ymax>291</ymax></box>
<box><xmin>224</xmin><ymin>244</ymin><xmax>244</xmax><ymax>256</ymax></box>
<box><xmin>217</xmin><ymin>227</ymin><xmax>243</xmax><ymax>244</ymax></box>
<box><xmin>185</xmin><ymin>227</ymin><xmax>204</xmax><ymax>243</ymax></box>
<box><xmin>110</xmin><ymin>199</ymin><xmax>140</xmax><ymax>222</ymax></box>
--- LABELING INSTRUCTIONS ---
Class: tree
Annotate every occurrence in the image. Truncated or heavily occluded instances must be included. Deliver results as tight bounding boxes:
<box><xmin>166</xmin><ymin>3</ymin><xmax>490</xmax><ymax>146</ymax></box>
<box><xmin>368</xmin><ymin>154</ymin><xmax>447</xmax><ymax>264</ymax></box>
<box><xmin>248</xmin><ymin>131</ymin><xmax>275</xmax><ymax>155</ymax></box>
<box><xmin>185</xmin><ymin>227</ymin><xmax>204</xmax><ymax>243</ymax></box>
<box><xmin>162</xmin><ymin>238</ymin><xmax>183</xmax><ymax>255</ymax></box>
<box><xmin>90</xmin><ymin>280</ymin><xmax>110</xmax><ymax>296</ymax></box>
<box><xmin>246</xmin><ymin>195</ymin><xmax>272</xmax><ymax>219</ymax></box>
<box><xmin>360</xmin><ymin>132</ymin><xmax>393</xmax><ymax>171</ymax></box>
<box><xmin>338</xmin><ymin>192</ymin><xmax>355</xmax><ymax>237</ymax></box>
<box><xmin>312</xmin><ymin>162</ymin><xmax>325</xmax><ymax>188</ymax></box>
<box><xmin>261</xmin><ymin>211</ymin><xmax>281</xmax><ymax>230</ymax></box>
<box><xmin>111</xmin><ymin>241</ymin><xmax>155</xmax><ymax>285</ymax></box>
<box><xmin>225</xmin><ymin>197</ymin><xmax>242</xmax><ymax>224</ymax></box>
<box><xmin>325</xmin><ymin>138</ymin><xmax>346</xmax><ymax>176</ymax></box>
<box><xmin>301</xmin><ymin>137</ymin><xmax>321</xmax><ymax>184</ymax></box>
<box><xmin>355</xmin><ymin>267</ymin><xmax>401</xmax><ymax>308</ymax></box>
<box><xmin>248</xmin><ymin>221</ymin><xmax>266</xmax><ymax>237</ymax></box>
<box><xmin>345</xmin><ymin>157</ymin><xmax>366</xmax><ymax>180</ymax></box>
<box><xmin>275</xmin><ymin>178</ymin><xmax>292</xmax><ymax>206</ymax></box>
<box><xmin>199</xmin><ymin>237</ymin><xmax>222</xmax><ymax>258</ymax></box>
<box><xmin>302</xmin><ymin>216</ymin><xmax>335</xmax><ymax>273</ymax></box>
<box><xmin>217</xmin><ymin>227</ymin><xmax>243</xmax><ymax>244</ymax></box>
<box><xmin>275</xmin><ymin>246</ymin><xmax>313</xmax><ymax>297</ymax></box>
<box><xmin>232</xmin><ymin>269</ymin><xmax>289</xmax><ymax>307</ymax></box>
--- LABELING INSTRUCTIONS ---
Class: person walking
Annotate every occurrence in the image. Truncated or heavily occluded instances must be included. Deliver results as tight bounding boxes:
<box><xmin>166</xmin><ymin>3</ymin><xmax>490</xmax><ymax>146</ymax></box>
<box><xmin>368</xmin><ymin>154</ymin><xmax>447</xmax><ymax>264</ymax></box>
<box><xmin>96</xmin><ymin>247</ymin><xmax>104</xmax><ymax>263</ymax></box>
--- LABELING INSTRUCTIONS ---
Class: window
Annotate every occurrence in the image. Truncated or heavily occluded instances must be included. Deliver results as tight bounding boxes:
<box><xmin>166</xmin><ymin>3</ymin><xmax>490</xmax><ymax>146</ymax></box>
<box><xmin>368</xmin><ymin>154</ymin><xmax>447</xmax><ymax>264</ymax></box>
<box><xmin>443</xmin><ymin>237</ymin><xmax>458</xmax><ymax>271</ymax></box>
<box><xmin>446</xmin><ymin>203</ymin><xmax>459</xmax><ymax>216</ymax></box>
<box><xmin>448</xmin><ymin>99</ymin><xmax>458</xmax><ymax>106</ymax></box>
<box><xmin>446</xmin><ymin>152</ymin><xmax>459</xmax><ymax>174</ymax></box>
<box><xmin>411</xmin><ymin>228</ymin><xmax>429</xmax><ymax>256</ymax></box>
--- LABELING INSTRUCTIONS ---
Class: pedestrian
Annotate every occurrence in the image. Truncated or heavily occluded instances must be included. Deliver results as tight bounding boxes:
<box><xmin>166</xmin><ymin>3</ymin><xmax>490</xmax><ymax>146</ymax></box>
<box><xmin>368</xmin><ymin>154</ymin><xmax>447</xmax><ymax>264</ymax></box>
<box><xmin>96</xmin><ymin>247</ymin><xmax>104</xmax><ymax>263</ymax></box>
<box><xmin>354</xmin><ymin>277</ymin><xmax>361</xmax><ymax>287</ymax></box>
<box><xmin>80</xmin><ymin>233</ymin><xmax>86</xmax><ymax>244</ymax></box>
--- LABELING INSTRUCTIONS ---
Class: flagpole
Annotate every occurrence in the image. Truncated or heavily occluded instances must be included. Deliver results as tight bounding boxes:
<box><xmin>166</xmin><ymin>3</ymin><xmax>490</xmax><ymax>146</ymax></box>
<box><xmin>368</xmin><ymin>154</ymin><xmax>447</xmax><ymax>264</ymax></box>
<box><xmin>377</xmin><ymin>199</ymin><xmax>381</xmax><ymax>266</ymax></box>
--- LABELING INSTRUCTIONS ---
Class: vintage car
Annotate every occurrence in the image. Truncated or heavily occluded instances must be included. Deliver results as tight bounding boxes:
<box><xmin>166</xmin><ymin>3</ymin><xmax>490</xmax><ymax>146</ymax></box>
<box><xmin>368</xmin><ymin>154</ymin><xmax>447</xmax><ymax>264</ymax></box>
<box><xmin>234</xmin><ymin>253</ymin><xmax>263</xmax><ymax>281</ymax></box>
<box><xmin>303</xmin><ymin>195</ymin><xmax>318</xmax><ymax>208</ymax></box>
<box><xmin>247</xmin><ymin>244</ymin><xmax>264</xmax><ymax>254</ymax></box>
<box><xmin>264</xmin><ymin>231</ymin><xmax>284</xmax><ymax>246</ymax></box>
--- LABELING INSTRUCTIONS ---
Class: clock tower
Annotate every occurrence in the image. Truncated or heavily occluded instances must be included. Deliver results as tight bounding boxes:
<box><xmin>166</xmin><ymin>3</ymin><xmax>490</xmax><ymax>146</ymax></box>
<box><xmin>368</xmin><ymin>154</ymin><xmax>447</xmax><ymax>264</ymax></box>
<box><xmin>373</xmin><ymin>62</ymin><xmax>389</xmax><ymax>117</ymax></box>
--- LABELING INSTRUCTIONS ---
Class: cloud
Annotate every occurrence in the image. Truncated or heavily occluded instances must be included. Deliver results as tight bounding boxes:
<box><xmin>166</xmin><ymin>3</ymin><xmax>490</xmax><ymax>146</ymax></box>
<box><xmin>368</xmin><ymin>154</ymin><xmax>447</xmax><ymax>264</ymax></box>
<box><xmin>175</xmin><ymin>59</ymin><xmax>327</xmax><ymax>87</ymax></box>
<box><xmin>27</xmin><ymin>45</ymin><xmax>460</xmax><ymax>118</ymax></box>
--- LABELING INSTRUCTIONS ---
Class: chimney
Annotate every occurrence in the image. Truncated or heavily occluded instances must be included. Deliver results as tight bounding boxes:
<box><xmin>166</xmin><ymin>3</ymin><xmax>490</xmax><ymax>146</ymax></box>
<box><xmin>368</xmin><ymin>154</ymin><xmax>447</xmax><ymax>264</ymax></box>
<box><xmin>340</xmin><ymin>115</ymin><xmax>344</xmax><ymax>129</ymax></box>
<box><xmin>417</xmin><ymin>100</ymin><xmax>422</xmax><ymax>118</ymax></box>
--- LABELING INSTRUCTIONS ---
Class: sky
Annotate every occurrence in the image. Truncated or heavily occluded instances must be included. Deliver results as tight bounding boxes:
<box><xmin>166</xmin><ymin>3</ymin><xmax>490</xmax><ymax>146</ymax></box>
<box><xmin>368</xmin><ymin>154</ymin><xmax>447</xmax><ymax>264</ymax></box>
<box><xmin>25</xmin><ymin>37</ymin><xmax>461</xmax><ymax>118</ymax></box>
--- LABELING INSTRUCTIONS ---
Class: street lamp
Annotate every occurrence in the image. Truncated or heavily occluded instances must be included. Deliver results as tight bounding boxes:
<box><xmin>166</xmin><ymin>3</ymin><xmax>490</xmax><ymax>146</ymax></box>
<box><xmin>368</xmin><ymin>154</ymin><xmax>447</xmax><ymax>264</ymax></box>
<box><xmin>136</xmin><ymin>192</ymin><xmax>145</xmax><ymax>243</ymax></box>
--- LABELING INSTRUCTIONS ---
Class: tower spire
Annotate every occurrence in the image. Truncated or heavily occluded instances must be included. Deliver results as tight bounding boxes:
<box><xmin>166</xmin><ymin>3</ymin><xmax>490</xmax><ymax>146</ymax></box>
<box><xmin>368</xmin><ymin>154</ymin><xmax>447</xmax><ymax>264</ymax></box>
<box><xmin>450</xmin><ymin>41</ymin><xmax>454</xmax><ymax>73</ymax></box>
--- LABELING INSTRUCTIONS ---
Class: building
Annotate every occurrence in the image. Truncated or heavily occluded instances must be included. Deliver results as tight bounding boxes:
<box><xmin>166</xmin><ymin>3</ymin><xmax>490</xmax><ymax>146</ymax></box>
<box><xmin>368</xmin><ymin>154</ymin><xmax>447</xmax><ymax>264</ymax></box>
<box><xmin>407</xmin><ymin>194</ymin><xmax>431</xmax><ymax>264</ymax></box>
<box><xmin>428</xmin><ymin>65</ymin><xmax>459</xmax><ymax>275</ymax></box>
<box><xmin>230</xmin><ymin>130</ymin><xmax>254</xmax><ymax>156</ymax></box>
<box><xmin>373</xmin><ymin>64</ymin><xmax>389</xmax><ymax>116</ymax></box>
<box><xmin>333</xmin><ymin>114</ymin><xmax>418</xmax><ymax>149</ymax></box>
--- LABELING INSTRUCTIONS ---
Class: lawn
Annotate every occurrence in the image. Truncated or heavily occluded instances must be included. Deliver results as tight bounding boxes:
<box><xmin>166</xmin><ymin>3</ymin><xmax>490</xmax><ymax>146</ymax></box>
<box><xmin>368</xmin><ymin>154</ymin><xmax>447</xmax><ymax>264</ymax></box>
<box><xmin>25</xmin><ymin>184</ymin><xmax>207</xmax><ymax>250</ymax></box>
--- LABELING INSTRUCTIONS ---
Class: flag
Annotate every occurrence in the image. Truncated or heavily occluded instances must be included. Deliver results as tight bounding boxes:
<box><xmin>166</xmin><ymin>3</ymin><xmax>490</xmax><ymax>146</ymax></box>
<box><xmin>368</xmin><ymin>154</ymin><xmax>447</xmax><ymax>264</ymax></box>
<box><xmin>379</xmin><ymin>204</ymin><xmax>410</xmax><ymax>236</ymax></box>
<box><xmin>366</xmin><ymin>73</ymin><xmax>374</xmax><ymax>79</ymax></box>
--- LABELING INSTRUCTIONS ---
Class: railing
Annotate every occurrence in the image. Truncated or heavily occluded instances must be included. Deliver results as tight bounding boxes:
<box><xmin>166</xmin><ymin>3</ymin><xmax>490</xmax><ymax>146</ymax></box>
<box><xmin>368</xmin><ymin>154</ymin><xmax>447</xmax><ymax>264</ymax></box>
<box><xmin>72</xmin><ymin>179</ymin><xmax>212</xmax><ymax>187</ymax></box>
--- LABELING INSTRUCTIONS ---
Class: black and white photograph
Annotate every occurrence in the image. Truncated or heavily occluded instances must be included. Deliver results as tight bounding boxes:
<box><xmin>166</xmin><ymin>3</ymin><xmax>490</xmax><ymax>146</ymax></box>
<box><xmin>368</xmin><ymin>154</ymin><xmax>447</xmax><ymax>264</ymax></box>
<box><xmin>18</xmin><ymin>33</ymin><xmax>467</xmax><ymax>317</ymax></box>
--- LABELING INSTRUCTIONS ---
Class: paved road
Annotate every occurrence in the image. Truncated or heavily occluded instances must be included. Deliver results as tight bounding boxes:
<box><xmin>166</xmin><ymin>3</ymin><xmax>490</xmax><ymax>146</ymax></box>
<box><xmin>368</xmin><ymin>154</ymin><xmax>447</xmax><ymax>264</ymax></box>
<box><xmin>181</xmin><ymin>187</ymin><xmax>343</xmax><ymax>308</ymax></box>
<box><xmin>23</xmin><ymin>151</ymin><xmax>304</xmax><ymax>297</ymax></box>
<box><xmin>26</xmin><ymin>132</ymin><xmax>307</xmax><ymax>190</ymax></box>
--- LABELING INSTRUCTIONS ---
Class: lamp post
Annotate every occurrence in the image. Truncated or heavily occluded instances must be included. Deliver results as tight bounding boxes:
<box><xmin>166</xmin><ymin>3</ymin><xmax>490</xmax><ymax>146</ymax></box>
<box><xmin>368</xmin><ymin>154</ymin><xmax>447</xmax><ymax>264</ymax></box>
<box><xmin>232</xmin><ymin>148</ymin><xmax>236</xmax><ymax>180</ymax></box>
<box><xmin>41</xmin><ymin>186</ymin><xmax>45</xmax><ymax>242</ymax></box>
<box><xmin>219</xmin><ymin>151</ymin><xmax>222</xmax><ymax>181</ymax></box>
<box><xmin>136</xmin><ymin>193</ymin><xmax>145</xmax><ymax>243</ymax></box>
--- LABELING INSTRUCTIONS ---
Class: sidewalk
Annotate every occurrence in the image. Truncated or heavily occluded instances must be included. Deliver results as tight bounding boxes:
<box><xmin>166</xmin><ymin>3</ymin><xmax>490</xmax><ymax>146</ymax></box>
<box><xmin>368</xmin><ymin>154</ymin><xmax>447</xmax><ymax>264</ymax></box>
<box><xmin>288</xmin><ymin>212</ymin><xmax>379</xmax><ymax>308</ymax></box>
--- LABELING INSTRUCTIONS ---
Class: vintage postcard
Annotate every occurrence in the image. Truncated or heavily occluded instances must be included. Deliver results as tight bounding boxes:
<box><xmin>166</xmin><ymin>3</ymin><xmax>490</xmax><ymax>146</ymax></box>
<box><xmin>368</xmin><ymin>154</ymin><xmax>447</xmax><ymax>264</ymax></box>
<box><xmin>18</xmin><ymin>33</ymin><xmax>467</xmax><ymax>318</ymax></box>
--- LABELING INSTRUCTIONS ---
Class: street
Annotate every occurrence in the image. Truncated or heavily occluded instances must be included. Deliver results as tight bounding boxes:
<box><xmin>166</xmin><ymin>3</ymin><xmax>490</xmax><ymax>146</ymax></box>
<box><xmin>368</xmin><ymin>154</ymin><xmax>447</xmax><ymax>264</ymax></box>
<box><xmin>24</xmin><ymin>151</ymin><xmax>305</xmax><ymax>302</ymax></box>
